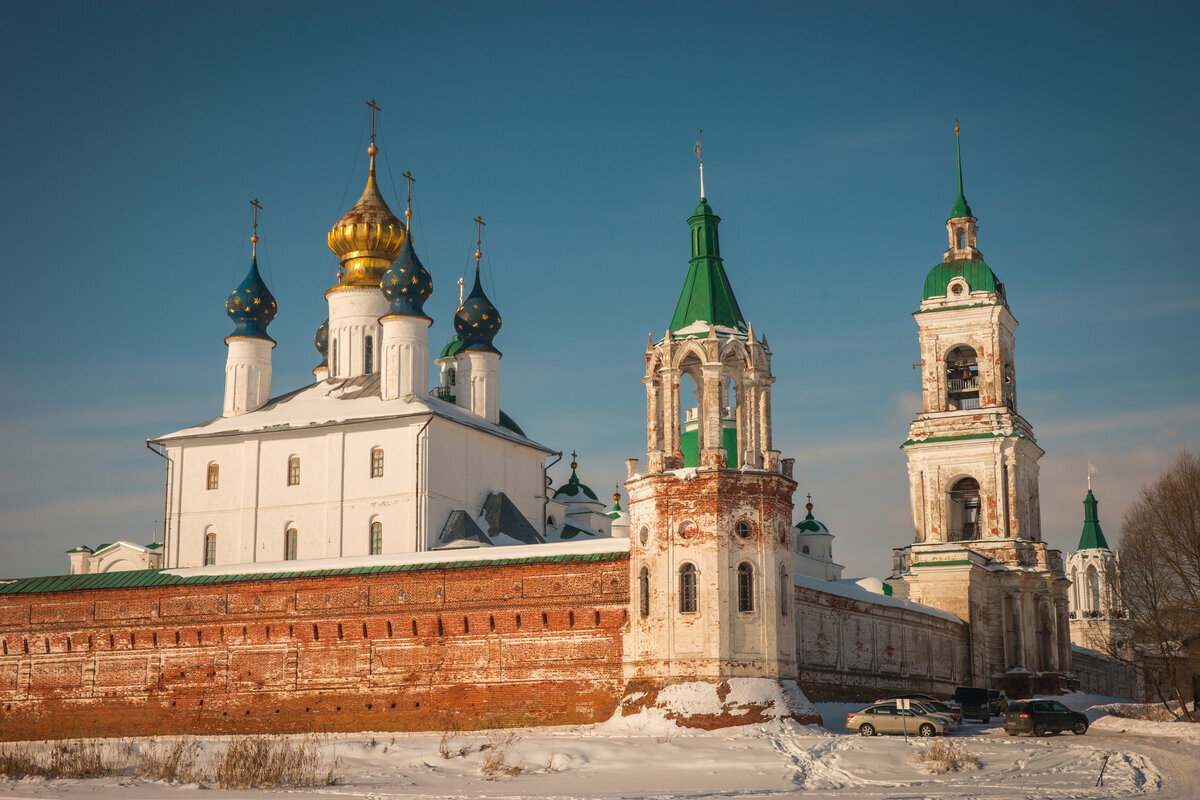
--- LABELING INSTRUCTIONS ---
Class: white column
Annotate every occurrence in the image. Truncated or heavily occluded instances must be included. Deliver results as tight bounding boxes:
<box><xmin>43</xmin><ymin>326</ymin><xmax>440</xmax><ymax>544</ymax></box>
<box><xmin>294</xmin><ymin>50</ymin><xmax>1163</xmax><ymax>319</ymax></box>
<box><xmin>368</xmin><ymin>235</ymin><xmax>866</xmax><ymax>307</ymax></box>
<box><xmin>223</xmin><ymin>337</ymin><xmax>274</xmax><ymax>416</ymax></box>
<box><xmin>380</xmin><ymin>315</ymin><xmax>431</xmax><ymax>401</ymax></box>
<box><xmin>456</xmin><ymin>351</ymin><xmax>500</xmax><ymax>424</ymax></box>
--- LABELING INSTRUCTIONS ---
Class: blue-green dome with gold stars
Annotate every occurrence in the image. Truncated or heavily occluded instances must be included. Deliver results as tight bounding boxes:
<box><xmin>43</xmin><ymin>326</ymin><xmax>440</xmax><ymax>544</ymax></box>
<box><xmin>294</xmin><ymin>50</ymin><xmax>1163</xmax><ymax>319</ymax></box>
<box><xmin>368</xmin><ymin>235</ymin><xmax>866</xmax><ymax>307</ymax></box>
<box><xmin>314</xmin><ymin>318</ymin><xmax>328</xmax><ymax>369</ymax></box>
<box><xmin>453</xmin><ymin>268</ymin><xmax>502</xmax><ymax>354</ymax></box>
<box><xmin>225</xmin><ymin>257</ymin><xmax>277</xmax><ymax>340</ymax></box>
<box><xmin>381</xmin><ymin>233</ymin><xmax>433</xmax><ymax>319</ymax></box>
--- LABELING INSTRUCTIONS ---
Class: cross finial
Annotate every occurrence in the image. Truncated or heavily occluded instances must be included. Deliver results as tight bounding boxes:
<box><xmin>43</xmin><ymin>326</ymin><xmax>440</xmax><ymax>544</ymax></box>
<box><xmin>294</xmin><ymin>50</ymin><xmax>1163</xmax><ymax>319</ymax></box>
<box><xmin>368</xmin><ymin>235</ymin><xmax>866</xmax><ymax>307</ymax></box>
<box><xmin>695</xmin><ymin>129</ymin><xmax>705</xmax><ymax>198</ymax></box>
<box><xmin>570</xmin><ymin>450</ymin><xmax>578</xmax><ymax>470</ymax></box>
<box><xmin>1088</xmin><ymin>462</ymin><xmax>1097</xmax><ymax>491</ymax></box>
<box><xmin>402</xmin><ymin>170</ymin><xmax>415</xmax><ymax>228</ymax></box>
<box><xmin>366</xmin><ymin>99</ymin><xmax>381</xmax><ymax>145</ymax></box>
<box><xmin>955</xmin><ymin>116</ymin><xmax>960</xmax><ymax>136</ymax></box>
<box><xmin>250</xmin><ymin>198</ymin><xmax>262</xmax><ymax>258</ymax></box>
<box><xmin>456</xmin><ymin>276</ymin><xmax>465</xmax><ymax>307</ymax></box>
<box><xmin>473</xmin><ymin>215</ymin><xmax>486</xmax><ymax>273</ymax></box>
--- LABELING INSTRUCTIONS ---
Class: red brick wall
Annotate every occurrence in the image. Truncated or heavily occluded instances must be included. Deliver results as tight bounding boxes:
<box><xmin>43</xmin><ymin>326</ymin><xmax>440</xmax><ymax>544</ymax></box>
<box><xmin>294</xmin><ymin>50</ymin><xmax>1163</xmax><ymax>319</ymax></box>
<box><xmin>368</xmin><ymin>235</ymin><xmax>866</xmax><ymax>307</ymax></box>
<box><xmin>0</xmin><ymin>557</ymin><xmax>631</xmax><ymax>741</ymax></box>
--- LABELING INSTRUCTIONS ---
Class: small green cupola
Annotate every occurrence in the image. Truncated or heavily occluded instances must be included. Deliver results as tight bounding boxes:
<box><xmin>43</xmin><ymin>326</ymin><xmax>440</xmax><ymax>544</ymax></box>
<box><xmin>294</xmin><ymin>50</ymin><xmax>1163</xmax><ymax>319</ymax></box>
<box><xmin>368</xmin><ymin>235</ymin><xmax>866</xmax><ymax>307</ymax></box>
<box><xmin>1077</xmin><ymin>488</ymin><xmax>1110</xmax><ymax>551</ymax></box>
<box><xmin>553</xmin><ymin>452</ymin><xmax>601</xmax><ymax>506</ymax></box>
<box><xmin>668</xmin><ymin>197</ymin><xmax>747</xmax><ymax>333</ymax></box>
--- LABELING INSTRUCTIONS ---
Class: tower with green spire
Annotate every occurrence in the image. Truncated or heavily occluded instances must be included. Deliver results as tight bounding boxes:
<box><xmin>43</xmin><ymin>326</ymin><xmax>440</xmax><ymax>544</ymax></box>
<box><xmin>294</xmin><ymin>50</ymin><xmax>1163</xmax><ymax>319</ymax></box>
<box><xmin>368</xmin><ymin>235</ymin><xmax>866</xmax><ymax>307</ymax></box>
<box><xmin>1067</xmin><ymin>481</ymin><xmax>1127</xmax><ymax>662</ymax></box>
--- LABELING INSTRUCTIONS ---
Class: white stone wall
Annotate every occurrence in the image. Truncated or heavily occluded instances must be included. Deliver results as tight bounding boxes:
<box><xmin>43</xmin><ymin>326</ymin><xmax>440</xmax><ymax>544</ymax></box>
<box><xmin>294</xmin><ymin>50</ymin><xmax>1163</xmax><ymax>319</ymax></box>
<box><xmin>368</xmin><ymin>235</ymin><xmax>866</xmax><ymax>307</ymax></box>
<box><xmin>326</xmin><ymin>287</ymin><xmax>388</xmax><ymax>380</ymax></box>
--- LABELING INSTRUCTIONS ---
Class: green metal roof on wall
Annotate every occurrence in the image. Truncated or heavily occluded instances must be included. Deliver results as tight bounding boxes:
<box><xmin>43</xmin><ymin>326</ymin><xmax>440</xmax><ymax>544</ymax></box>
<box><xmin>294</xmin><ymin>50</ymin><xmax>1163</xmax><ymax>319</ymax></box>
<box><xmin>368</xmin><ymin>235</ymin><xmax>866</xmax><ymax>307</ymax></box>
<box><xmin>1077</xmin><ymin>489</ymin><xmax>1110</xmax><ymax>551</ymax></box>
<box><xmin>922</xmin><ymin>259</ymin><xmax>1001</xmax><ymax>301</ymax></box>
<box><xmin>0</xmin><ymin>550</ymin><xmax>628</xmax><ymax>596</ymax></box>
<box><xmin>669</xmin><ymin>198</ymin><xmax>747</xmax><ymax>332</ymax></box>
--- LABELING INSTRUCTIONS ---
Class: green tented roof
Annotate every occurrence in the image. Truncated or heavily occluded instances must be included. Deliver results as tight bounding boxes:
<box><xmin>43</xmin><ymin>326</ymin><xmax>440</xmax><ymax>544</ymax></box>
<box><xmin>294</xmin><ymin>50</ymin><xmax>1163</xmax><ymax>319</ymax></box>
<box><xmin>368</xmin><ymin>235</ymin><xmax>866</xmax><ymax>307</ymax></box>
<box><xmin>0</xmin><ymin>550</ymin><xmax>628</xmax><ymax>596</ymax></box>
<box><xmin>669</xmin><ymin>198</ymin><xmax>746</xmax><ymax>332</ymax></box>
<box><xmin>922</xmin><ymin>259</ymin><xmax>1001</xmax><ymax>301</ymax></box>
<box><xmin>1077</xmin><ymin>489</ymin><xmax>1110</xmax><ymax>551</ymax></box>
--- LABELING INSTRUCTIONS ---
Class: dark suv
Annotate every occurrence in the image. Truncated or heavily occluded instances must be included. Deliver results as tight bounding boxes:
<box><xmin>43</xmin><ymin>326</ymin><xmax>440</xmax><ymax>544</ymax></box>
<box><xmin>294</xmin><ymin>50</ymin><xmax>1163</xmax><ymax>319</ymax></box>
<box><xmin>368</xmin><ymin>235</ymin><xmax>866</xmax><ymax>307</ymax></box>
<box><xmin>952</xmin><ymin>687</ymin><xmax>990</xmax><ymax>723</ymax></box>
<box><xmin>1003</xmin><ymin>700</ymin><xmax>1088</xmax><ymax>737</ymax></box>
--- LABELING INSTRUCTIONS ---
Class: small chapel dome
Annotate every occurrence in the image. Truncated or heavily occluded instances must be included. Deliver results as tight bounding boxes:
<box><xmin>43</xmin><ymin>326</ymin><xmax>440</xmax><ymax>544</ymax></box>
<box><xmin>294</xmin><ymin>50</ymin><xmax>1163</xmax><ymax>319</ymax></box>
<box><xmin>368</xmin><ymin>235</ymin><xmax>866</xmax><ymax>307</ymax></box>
<box><xmin>794</xmin><ymin>497</ymin><xmax>831</xmax><ymax>535</ymax></box>
<box><xmin>438</xmin><ymin>333</ymin><xmax>464</xmax><ymax>360</ymax></box>
<box><xmin>381</xmin><ymin>233</ymin><xmax>433</xmax><ymax>319</ymax></box>
<box><xmin>314</xmin><ymin>318</ymin><xmax>329</xmax><ymax>368</ymax></box>
<box><xmin>553</xmin><ymin>455</ymin><xmax>601</xmax><ymax>505</ymax></box>
<box><xmin>453</xmin><ymin>269</ymin><xmax>502</xmax><ymax>354</ymax></box>
<box><xmin>225</xmin><ymin>256</ymin><xmax>277</xmax><ymax>341</ymax></box>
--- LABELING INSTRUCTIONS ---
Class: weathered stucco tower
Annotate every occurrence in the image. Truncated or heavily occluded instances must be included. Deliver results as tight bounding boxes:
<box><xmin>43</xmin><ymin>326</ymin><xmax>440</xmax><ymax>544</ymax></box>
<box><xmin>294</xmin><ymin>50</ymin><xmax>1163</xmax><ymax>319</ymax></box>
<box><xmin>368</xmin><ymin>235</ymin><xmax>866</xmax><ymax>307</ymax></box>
<box><xmin>1067</xmin><ymin>484</ymin><xmax>1126</xmax><ymax>653</ymax></box>
<box><xmin>887</xmin><ymin>128</ymin><xmax>1073</xmax><ymax>695</ymax></box>
<box><xmin>624</xmin><ymin>192</ymin><xmax>798</xmax><ymax>684</ymax></box>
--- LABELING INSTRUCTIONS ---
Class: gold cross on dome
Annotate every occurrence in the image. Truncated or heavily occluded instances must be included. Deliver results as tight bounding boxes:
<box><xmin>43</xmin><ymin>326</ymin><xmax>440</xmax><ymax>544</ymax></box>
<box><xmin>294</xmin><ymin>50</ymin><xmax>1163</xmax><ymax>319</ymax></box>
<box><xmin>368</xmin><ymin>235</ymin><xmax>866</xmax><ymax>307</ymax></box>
<box><xmin>402</xmin><ymin>171</ymin><xmax>415</xmax><ymax>227</ymax></box>
<box><xmin>250</xmin><ymin>198</ymin><xmax>262</xmax><ymax>256</ymax></box>
<box><xmin>366</xmin><ymin>99</ymin><xmax>381</xmax><ymax>144</ymax></box>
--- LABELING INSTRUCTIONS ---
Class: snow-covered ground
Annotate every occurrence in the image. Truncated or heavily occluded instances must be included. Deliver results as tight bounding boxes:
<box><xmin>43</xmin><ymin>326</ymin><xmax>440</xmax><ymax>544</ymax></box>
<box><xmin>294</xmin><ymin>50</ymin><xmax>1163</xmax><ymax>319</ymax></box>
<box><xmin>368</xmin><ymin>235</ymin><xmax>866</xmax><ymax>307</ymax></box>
<box><xmin>3</xmin><ymin>694</ymin><xmax>1197</xmax><ymax>799</ymax></box>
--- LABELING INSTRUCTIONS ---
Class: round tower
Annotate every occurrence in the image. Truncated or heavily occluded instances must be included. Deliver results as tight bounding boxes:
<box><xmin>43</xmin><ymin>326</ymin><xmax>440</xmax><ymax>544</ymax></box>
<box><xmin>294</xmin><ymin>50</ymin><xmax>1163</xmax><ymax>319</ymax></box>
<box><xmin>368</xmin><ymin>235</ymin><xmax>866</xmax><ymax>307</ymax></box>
<box><xmin>379</xmin><ymin>225</ymin><xmax>433</xmax><ymax>401</ymax></box>
<box><xmin>453</xmin><ymin>222</ymin><xmax>503</xmax><ymax>424</ymax></box>
<box><xmin>223</xmin><ymin>213</ymin><xmax>277</xmax><ymax>417</ymax></box>
<box><xmin>1067</xmin><ymin>482</ymin><xmax>1125</xmax><ymax>653</ymax></box>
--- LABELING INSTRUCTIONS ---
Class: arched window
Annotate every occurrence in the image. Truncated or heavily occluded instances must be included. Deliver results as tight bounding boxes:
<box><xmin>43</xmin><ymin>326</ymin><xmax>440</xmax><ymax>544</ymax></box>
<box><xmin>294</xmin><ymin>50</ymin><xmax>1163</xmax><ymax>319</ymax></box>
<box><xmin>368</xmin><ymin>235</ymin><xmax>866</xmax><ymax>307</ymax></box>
<box><xmin>638</xmin><ymin>567</ymin><xmax>650</xmax><ymax>618</ymax></box>
<box><xmin>801</xmin><ymin>544</ymin><xmax>810</xmax><ymax>555</ymax></box>
<box><xmin>285</xmin><ymin>528</ymin><xmax>297</xmax><ymax>561</ymax></box>
<box><xmin>370</xmin><ymin>448</ymin><xmax>384</xmax><ymax>478</ymax></box>
<box><xmin>448</xmin><ymin>366</ymin><xmax>456</xmax><ymax>387</ymax></box>
<box><xmin>779</xmin><ymin>566</ymin><xmax>789</xmax><ymax>617</ymax></box>
<box><xmin>945</xmin><ymin>346</ymin><xmax>980</xmax><ymax>410</ymax></box>
<box><xmin>287</xmin><ymin>456</ymin><xmax>300</xmax><ymax>486</ymax></box>
<box><xmin>679</xmin><ymin>563</ymin><xmax>697</xmax><ymax>614</ymax></box>
<box><xmin>206</xmin><ymin>463</ymin><xmax>219</xmax><ymax>490</ymax></box>
<box><xmin>1086</xmin><ymin>564</ymin><xmax>1100</xmax><ymax>612</ymax></box>
<box><xmin>949</xmin><ymin>477</ymin><xmax>981</xmax><ymax>540</ymax></box>
<box><xmin>737</xmin><ymin>562</ymin><xmax>754</xmax><ymax>613</ymax></box>
<box><xmin>734</xmin><ymin>520</ymin><xmax>751</xmax><ymax>539</ymax></box>
<box><xmin>370</xmin><ymin>521</ymin><xmax>383</xmax><ymax>555</ymax></box>
<box><xmin>204</xmin><ymin>532</ymin><xmax>217</xmax><ymax>566</ymax></box>
<box><xmin>365</xmin><ymin>335</ymin><xmax>374</xmax><ymax>373</ymax></box>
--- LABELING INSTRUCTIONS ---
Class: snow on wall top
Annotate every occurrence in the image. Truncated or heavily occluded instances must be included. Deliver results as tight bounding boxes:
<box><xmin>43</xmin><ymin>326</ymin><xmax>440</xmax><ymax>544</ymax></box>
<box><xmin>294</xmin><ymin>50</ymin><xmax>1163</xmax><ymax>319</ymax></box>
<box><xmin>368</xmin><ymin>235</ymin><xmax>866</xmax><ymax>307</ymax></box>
<box><xmin>795</xmin><ymin>573</ymin><xmax>963</xmax><ymax>625</ymax></box>
<box><xmin>164</xmin><ymin>536</ymin><xmax>631</xmax><ymax>579</ymax></box>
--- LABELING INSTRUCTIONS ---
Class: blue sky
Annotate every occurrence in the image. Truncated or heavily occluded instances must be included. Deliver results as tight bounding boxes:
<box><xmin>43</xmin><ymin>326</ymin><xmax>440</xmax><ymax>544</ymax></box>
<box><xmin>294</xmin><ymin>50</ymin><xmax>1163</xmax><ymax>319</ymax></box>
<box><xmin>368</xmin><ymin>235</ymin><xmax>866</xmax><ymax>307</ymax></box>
<box><xmin>2</xmin><ymin>1</ymin><xmax>1197</xmax><ymax>579</ymax></box>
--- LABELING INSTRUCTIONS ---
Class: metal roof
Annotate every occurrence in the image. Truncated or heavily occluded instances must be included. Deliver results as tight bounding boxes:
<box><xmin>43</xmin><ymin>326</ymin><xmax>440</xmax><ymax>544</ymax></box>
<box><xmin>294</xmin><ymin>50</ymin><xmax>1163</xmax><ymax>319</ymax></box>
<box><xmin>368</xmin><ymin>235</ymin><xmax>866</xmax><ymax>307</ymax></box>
<box><xmin>0</xmin><ymin>550</ymin><xmax>627</xmax><ymax>596</ymax></box>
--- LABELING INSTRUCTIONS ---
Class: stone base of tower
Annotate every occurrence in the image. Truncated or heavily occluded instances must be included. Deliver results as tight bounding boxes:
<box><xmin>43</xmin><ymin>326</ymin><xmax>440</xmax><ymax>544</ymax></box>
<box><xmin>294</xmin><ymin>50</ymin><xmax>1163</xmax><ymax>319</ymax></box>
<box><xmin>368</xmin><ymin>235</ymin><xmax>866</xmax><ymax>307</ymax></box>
<box><xmin>888</xmin><ymin>540</ymin><xmax>1073</xmax><ymax>688</ymax></box>
<box><xmin>612</xmin><ymin>677</ymin><xmax>821</xmax><ymax>729</ymax></box>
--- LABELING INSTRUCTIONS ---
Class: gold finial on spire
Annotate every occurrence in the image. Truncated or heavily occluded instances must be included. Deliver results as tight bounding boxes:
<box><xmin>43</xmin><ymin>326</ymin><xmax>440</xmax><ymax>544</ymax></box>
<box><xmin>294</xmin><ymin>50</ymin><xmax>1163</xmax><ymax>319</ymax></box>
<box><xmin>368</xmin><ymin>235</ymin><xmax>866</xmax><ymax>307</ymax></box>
<box><xmin>954</xmin><ymin>116</ymin><xmax>960</xmax><ymax>136</ymax></box>
<box><xmin>570</xmin><ymin>450</ymin><xmax>578</xmax><ymax>470</ymax></box>
<box><xmin>402</xmin><ymin>170</ymin><xmax>415</xmax><ymax>229</ymax></box>
<box><xmin>613</xmin><ymin>484</ymin><xmax>621</xmax><ymax>504</ymax></box>
<box><xmin>473</xmin><ymin>215</ymin><xmax>486</xmax><ymax>273</ymax></box>
<box><xmin>805</xmin><ymin>492</ymin><xmax>814</xmax><ymax>514</ymax></box>
<box><xmin>249</xmin><ymin>198</ymin><xmax>262</xmax><ymax>258</ymax></box>
<box><xmin>456</xmin><ymin>276</ymin><xmax>465</xmax><ymax>308</ymax></box>
<box><xmin>695</xmin><ymin>128</ymin><xmax>705</xmax><ymax>198</ymax></box>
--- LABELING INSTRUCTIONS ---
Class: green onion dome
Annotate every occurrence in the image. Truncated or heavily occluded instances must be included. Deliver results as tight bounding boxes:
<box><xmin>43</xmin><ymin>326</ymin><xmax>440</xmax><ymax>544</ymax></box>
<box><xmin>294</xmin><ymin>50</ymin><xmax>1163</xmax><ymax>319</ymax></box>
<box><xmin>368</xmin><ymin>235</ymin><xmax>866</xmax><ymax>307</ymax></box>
<box><xmin>553</xmin><ymin>455</ymin><xmax>601</xmax><ymax>505</ymax></box>
<box><xmin>794</xmin><ymin>498</ymin><xmax>830</xmax><ymax>534</ymax></box>
<box><xmin>453</xmin><ymin>269</ymin><xmax>502</xmax><ymax>355</ymax></box>
<box><xmin>314</xmin><ymin>318</ymin><xmax>328</xmax><ymax>369</ymax></box>
<box><xmin>381</xmin><ymin>232</ymin><xmax>433</xmax><ymax>319</ymax></box>
<box><xmin>438</xmin><ymin>333</ymin><xmax>464</xmax><ymax>360</ymax></box>
<box><xmin>225</xmin><ymin>256</ymin><xmax>277</xmax><ymax>340</ymax></box>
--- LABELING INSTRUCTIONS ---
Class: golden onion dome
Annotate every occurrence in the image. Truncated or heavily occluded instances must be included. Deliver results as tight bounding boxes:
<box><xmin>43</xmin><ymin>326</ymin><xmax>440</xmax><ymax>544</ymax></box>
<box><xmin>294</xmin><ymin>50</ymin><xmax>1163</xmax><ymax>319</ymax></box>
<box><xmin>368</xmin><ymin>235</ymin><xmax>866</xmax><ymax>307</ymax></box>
<box><xmin>327</xmin><ymin>142</ymin><xmax>407</xmax><ymax>289</ymax></box>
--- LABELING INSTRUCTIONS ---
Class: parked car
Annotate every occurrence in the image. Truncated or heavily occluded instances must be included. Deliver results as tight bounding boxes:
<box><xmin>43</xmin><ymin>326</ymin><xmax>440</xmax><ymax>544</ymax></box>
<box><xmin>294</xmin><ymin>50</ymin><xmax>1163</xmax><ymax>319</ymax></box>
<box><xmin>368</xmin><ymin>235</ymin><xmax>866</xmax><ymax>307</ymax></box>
<box><xmin>988</xmin><ymin>689</ymin><xmax>1009</xmax><ymax>715</ymax></box>
<box><xmin>875</xmin><ymin>696</ymin><xmax>959</xmax><ymax>730</ymax></box>
<box><xmin>846</xmin><ymin>703</ymin><xmax>947</xmax><ymax>737</ymax></box>
<box><xmin>952</xmin><ymin>687</ymin><xmax>991</xmax><ymax>723</ymax></box>
<box><xmin>1003</xmin><ymin>700</ymin><xmax>1088</xmax><ymax>737</ymax></box>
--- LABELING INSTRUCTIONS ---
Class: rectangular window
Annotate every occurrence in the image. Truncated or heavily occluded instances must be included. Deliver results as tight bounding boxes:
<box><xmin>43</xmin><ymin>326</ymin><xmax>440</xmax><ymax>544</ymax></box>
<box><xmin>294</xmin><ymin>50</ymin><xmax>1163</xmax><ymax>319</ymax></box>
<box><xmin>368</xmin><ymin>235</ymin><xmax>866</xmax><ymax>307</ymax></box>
<box><xmin>205</xmin><ymin>533</ymin><xmax>217</xmax><ymax>566</ymax></box>
<box><xmin>370</xmin><ymin>522</ymin><xmax>383</xmax><ymax>555</ymax></box>
<box><xmin>288</xmin><ymin>457</ymin><xmax>300</xmax><ymax>486</ymax></box>
<box><xmin>285</xmin><ymin>528</ymin><xmax>297</xmax><ymax>561</ymax></box>
<box><xmin>206</xmin><ymin>464</ymin><xmax>219</xmax><ymax>490</ymax></box>
<box><xmin>371</xmin><ymin>448</ymin><xmax>384</xmax><ymax>478</ymax></box>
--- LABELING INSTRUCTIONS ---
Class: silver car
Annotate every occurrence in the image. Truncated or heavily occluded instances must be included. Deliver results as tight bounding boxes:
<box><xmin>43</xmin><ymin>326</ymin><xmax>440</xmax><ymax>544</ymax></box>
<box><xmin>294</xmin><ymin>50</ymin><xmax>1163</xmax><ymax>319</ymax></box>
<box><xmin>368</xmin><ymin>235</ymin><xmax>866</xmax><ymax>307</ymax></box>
<box><xmin>846</xmin><ymin>703</ymin><xmax>947</xmax><ymax>737</ymax></box>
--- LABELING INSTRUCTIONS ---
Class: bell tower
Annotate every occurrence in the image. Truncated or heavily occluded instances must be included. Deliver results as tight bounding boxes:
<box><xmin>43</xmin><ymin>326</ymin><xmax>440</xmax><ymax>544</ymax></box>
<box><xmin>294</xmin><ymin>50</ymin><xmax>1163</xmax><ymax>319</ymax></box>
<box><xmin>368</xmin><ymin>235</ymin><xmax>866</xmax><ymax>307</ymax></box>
<box><xmin>888</xmin><ymin>126</ymin><xmax>1073</xmax><ymax>695</ymax></box>
<box><xmin>624</xmin><ymin>186</ymin><xmax>797</xmax><ymax>685</ymax></box>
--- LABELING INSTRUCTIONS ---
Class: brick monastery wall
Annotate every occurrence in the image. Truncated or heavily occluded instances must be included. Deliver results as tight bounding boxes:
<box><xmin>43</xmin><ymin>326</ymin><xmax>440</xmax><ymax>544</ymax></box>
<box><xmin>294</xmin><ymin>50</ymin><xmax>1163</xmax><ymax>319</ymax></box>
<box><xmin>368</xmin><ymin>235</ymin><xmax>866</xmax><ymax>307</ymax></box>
<box><xmin>1</xmin><ymin>550</ymin><xmax>976</xmax><ymax>741</ymax></box>
<box><xmin>794</xmin><ymin>583</ymin><xmax>969</xmax><ymax>702</ymax></box>
<box><xmin>0</xmin><ymin>556</ymin><xmax>630</xmax><ymax>742</ymax></box>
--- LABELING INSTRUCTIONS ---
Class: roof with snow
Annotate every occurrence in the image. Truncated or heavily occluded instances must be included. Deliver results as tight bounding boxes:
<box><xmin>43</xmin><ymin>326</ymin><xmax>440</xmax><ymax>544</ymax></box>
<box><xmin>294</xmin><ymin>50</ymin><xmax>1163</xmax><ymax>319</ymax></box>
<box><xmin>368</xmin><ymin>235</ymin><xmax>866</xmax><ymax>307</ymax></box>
<box><xmin>152</xmin><ymin>373</ymin><xmax>545</xmax><ymax>450</ymax></box>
